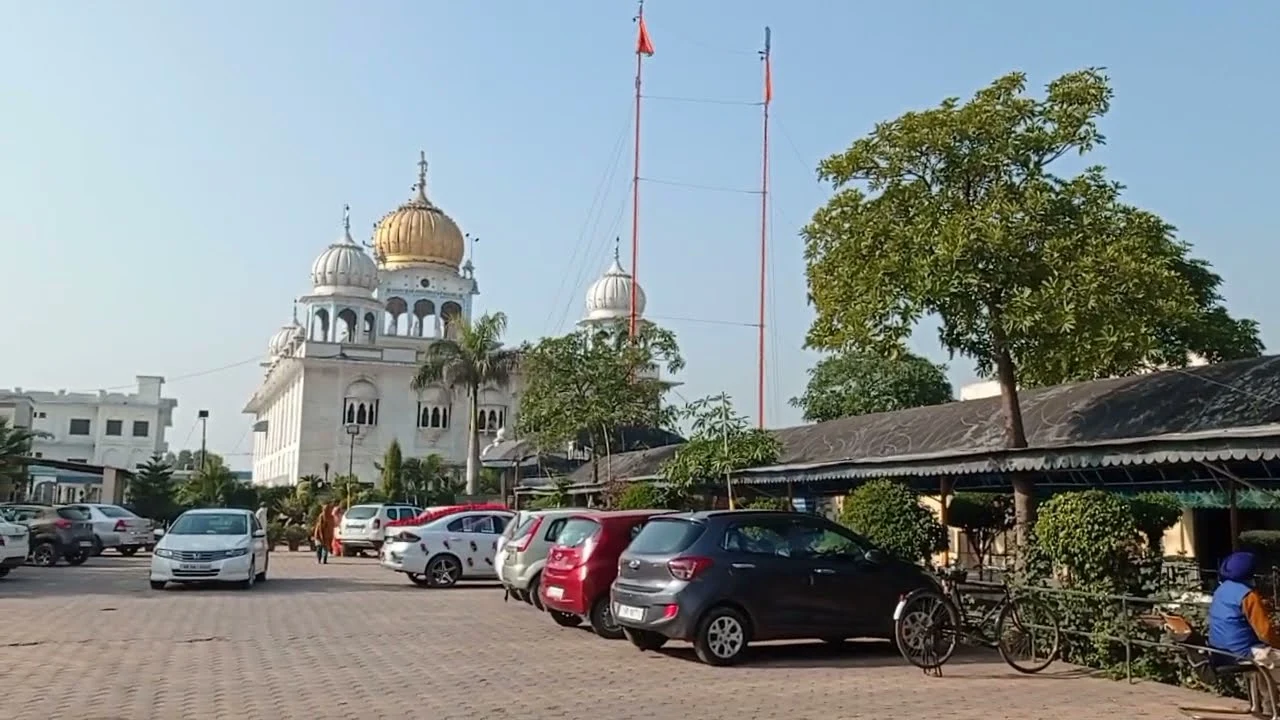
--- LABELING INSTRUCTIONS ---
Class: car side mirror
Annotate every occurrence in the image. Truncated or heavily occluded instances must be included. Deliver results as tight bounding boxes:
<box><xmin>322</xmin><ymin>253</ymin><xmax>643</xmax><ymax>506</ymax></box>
<box><xmin>863</xmin><ymin>549</ymin><xmax>886</xmax><ymax>564</ymax></box>
<box><xmin>153</xmin><ymin>528</ymin><xmax>165</xmax><ymax>538</ymax></box>
<box><xmin>252</xmin><ymin>529</ymin><xmax>266</xmax><ymax>539</ymax></box>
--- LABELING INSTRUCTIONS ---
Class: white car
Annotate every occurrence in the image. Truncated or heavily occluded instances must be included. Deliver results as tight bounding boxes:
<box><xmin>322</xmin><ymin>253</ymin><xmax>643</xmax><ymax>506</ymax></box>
<box><xmin>150</xmin><ymin>508</ymin><xmax>269</xmax><ymax>590</ymax></box>
<box><xmin>0</xmin><ymin>517</ymin><xmax>28</xmax><ymax>578</ymax></box>
<box><xmin>336</xmin><ymin>503</ymin><xmax>422</xmax><ymax>556</ymax></box>
<box><xmin>74</xmin><ymin>503</ymin><xmax>153</xmax><ymax>556</ymax></box>
<box><xmin>495</xmin><ymin>510</ymin><xmax>536</xmax><ymax>585</ymax></box>
<box><xmin>381</xmin><ymin>509</ymin><xmax>513</xmax><ymax>587</ymax></box>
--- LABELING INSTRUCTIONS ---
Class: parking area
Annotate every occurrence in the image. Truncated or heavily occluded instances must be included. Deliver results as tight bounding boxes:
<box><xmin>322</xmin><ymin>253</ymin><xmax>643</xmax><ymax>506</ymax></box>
<box><xmin>1</xmin><ymin>552</ymin><xmax>1218</xmax><ymax>719</ymax></box>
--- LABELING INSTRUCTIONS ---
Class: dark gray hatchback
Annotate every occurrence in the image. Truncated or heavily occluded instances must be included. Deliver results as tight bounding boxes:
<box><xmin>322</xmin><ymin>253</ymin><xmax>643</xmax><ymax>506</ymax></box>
<box><xmin>610</xmin><ymin>509</ymin><xmax>938</xmax><ymax>665</ymax></box>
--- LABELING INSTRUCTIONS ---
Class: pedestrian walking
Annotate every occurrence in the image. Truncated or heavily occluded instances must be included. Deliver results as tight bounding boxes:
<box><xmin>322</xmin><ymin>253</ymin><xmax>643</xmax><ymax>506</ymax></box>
<box><xmin>312</xmin><ymin>502</ymin><xmax>336</xmax><ymax>564</ymax></box>
<box><xmin>255</xmin><ymin>504</ymin><xmax>269</xmax><ymax>534</ymax></box>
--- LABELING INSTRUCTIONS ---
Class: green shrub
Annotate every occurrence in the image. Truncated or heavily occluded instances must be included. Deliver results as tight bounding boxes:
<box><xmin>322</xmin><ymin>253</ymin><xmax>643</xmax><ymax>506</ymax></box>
<box><xmin>267</xmin><ymin>521</ymin><xmax>286</xmax><ymax>548</ymax></box>
<box><xmin>1035</xmin><ymin>490</ymin><xmax>1139</xmax><ymax>588</ymax></box>
<box><xmin>1240</xmin><ymin>530</ymin><xmax>1280</xmax><ymax>567</ymax></box>
<box><xmin>283</xmin><ymin>525</ymin><xmax>309</xmax><ymax>549</ymax></box>
<box><xmin>840</xmin><ymin>479</ymin><xmax>946</xmax><ymax>564</ymax></box>
<box><xmin>742</xmin><ymin>496</ymin><xmax>791</xmax><ymax>511</ymax></box>
<box><xmin>945</xmin><ymin>492</ymin><xmax>1013</xmax><ymax>563</ymax></box>
<box><xmin>614</xmin><ymin>482</ymin><xmax>663</xmax><ymax>510</ymax></box>
<box><xmin>1127</xmin><ymin>492</ymin><xmax>1182</xmax><ymax>552</ymax></box>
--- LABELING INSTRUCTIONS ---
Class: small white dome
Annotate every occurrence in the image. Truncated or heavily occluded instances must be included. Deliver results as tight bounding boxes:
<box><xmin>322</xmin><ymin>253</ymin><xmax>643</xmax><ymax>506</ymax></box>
<box><xmin>268</xmin><ymin>325</ymin><xmax>300</xmax><ymax>357</ymax></box>
<box><xmin>310</xmin><ymin>208</ymin><xmax>378</xmax><ymax>295</ymax></box>
<box><xmin>584</xmin><ymin>255</ymin><xmax>646</xmax><ymax>322</ymax></box>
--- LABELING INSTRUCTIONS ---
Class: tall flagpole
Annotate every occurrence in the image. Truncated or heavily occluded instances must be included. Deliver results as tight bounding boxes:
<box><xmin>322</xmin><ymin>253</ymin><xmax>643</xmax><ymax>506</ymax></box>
<box><xmin>629</xmin><ymin>0</ymin><xmax>651</xmax><ymax>340</ymax></box>
<box><xmin>756</xmin><ymin>27</ymin><xmax>772</xmax><ymax>428</ymax></box>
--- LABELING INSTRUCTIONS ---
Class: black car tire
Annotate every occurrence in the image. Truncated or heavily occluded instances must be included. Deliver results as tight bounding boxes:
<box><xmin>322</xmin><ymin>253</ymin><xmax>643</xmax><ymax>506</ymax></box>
<box><xmin>0</xmin><ymin>567</ymin><xmax>10</xmax><ymax>578</ymax></box>
<box><xmin>238</xmin><ymin>560</ymin><xmax>256</xmax><ymax>590</ymax></box>
<box><xmin>527</xmin><ymin>573</ymin><xmax>544</xmax><ymax>610</ymax></box>
<box><xmin>150</xmin><ymin>580</ymin><xmax>166</xmax><ymax>590</ymax></box>
<box><xmin>91</xmin><ymin>536</ymin><xmax>105</xmax><ymax>556</ymax></box>
<box><xmin>425</xmin><ymin>554</ymin><xmax>462</xmax><ymax>588</ymax></box>
<box><xmin>549</xmin><ymin>610</ymin><xmax>580</xmax><ymax>627</ymax></box>
<box><xmin>65</xmin><ymin>551</ymin><xmax>89</xmax><ymax>566</ymax></box>
<box><xmin>407</xmin><ymin>572</ymin><xmax>431</xmax><ymax>587</ymax></box>
<box><xmin>589</xmin><ymin>597</ymin><xmax>625</xmax><ymax>640</ymax></box>
<box><xmin>624</xmin><ymin>628</ymin><xmax>668</xmax><ymax>652</ymax></box>
<box><xmin>694</xmin><ymin>606</ymin><xmax>751</xmax><ymax>666</ymax></box>
<box><xmin>255</xmin><ymin>555</ymin><xmax>268</xmax><ymax>583</ymax></box>
<box><xmin>29</xmin><ymin>543</ymin><xmax>58</xmax><ymax>567</ymax></box>
<box><xmin>119</xmin><ymin>546</ymin><xmax>140</xmax><ymax>557</ymax></box>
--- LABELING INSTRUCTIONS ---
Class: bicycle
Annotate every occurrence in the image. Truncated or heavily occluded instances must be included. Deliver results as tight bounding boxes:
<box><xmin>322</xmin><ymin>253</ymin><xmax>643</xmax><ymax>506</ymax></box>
<box><xmin>893</xmin><ymin>567</ymin><xmax>1062</xmax><ymax>675</ymax></box>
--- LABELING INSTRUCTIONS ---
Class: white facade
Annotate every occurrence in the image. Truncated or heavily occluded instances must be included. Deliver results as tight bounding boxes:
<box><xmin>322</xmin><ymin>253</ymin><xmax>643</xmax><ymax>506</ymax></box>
<box><xmin>243</xmin><ymin>155</ymin><xmax>519</xmax><ymax>486</ymax></box>
<box><xmin>0</xmin><ymin>376</ymin><xmax>177</xmax><ymax>468</ymax></box>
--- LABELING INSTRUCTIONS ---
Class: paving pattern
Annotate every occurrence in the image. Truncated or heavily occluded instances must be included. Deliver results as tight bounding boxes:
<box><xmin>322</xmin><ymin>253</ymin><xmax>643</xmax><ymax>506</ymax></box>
<box><xmin>0</xmin><ymin>552</ymin><xmax>1233</xmax><ymax>719</ymax></box>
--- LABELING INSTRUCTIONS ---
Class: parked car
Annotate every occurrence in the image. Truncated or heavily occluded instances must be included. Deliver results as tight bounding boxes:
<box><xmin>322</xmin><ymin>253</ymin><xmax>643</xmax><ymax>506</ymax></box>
<box><xmin>74</xmin><ymin>503</ymin><xmax>153</xmax><ymax>556</ymax></box>
<box><xmin>388</xmin><ymin>503</ymin><xmax>509</xmax><ymax>530</ymax></box>
<box><xmin>499</xmin><ymin>508</ymin><xmax>588</xmax><ymax>607</ymax></box>
<box><xmin>0</xmin><ymin>515</ymin><xmax>29</xmax><ymax>577</ymax></box>
<box><xmin>610</xmin><ymin>509</ymin><xmax>938</xmax><ymax>666</ymax></box>
<box><xmin>540</xmin><ymin>509</ymin><xmax>673</xmax><ymax>639</ymax></box>
<box><xmin>150</xmin><ymin>508</ymin><xmax>269</xmax><ymax>590</ymax></box>
<box><xmin>0</xmin><ymin>504</ymin><xmax>95</xmax><ymax>566</ymax></box>
<box><xmin>336</xmin><ymin>503</ymin><xmax>422</xmax><ymax>556</ymax></box>
<box><xmin>380</xmin><ymin>509</ymin><xmax>513</xmax><ymax>587</ymax></box>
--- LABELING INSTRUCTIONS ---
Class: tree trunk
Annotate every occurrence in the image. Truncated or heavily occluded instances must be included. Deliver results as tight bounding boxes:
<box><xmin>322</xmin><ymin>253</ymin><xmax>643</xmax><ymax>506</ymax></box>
<box><xmin>994</xmin><ymin>346</ymin><xmax>1035</xmax><ymax>543</ymax></box>
<box><xmin>465</xmin><ymin>387</ymin><xmax>480</xmax><ymax>496</ymax></box>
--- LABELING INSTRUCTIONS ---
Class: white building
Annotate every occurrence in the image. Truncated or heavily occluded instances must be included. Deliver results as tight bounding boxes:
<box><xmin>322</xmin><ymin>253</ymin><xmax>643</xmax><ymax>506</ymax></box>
<box><xmin>243</xmin><ymin>154</ymin><xmax>521</xmax><ymax>486</ymax></box>
<box><xmin>0</xmin><ymin>376</ymin><xmax>177</xmax><ymax>468</ymax></box>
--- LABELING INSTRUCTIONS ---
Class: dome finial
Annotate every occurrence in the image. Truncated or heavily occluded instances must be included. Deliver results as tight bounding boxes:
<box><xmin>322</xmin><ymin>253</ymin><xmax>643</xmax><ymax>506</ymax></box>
<box><xmin>415</xmin><ymin>150</ymin><xmax>429</xmax><ymax>200</ymax></box>
<box><xmin>342</xmin><ymin>203</ymin><xmax>353</xmax><ymax>243</ymax></box>
<box><xmin>292</xmin><ymin>299</ymin><xmax>299</xmax><ymax>325</ymax></box>
<box><xmin>614</xmin><ymin>236</ymin><xmax>621</xmax><ymax>262</ymax></box>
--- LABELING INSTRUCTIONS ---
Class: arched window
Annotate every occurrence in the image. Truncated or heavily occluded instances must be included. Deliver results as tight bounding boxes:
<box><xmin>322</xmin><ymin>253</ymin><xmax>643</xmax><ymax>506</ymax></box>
<box><xmin>345</xmin><ymin>404</ymin><xmax>355</xmax><ymax>424</ymax></box>
<box><xmin>430</xmin><ymin>407</ymin><xmax>441</xmax><ymax>428</ymax></box>
<box><xmin>498</xmin><ymin>410</ymin><xmax>505</xmax><ymax>429</ymax></box>
<box><xmin>420</xmin><ymin>406</ymin><xmax>431</xmax><ymax>427</ymax></box>
<box><xmin>442</xmin><ymin>407</ymin><xmax>450</xmax><ymax>428</ymax></box>
<box><xmin>356</xmin><ymin>404</ymin><xmax>367</xmax><ymax>425</ymax></box>
<box><xmin>477</xmin><ymin>411</ymin><xmax>487</xmax><ymax>431</ymax></box>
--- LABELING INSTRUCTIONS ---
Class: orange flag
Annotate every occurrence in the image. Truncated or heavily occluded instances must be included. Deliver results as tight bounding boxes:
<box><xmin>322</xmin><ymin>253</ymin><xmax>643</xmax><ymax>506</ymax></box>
<box><xmin>636</xmin><ymin>16</ymin><xmax>655</xmax><ymax>56</ymax></box>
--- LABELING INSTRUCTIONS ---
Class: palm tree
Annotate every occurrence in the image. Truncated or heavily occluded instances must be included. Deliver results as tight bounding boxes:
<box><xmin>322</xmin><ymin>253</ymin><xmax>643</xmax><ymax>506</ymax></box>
<box><xmin>0</xmin><ymin>417</ymin><xmax>42</xmax><ymax>501</ymax></box>
<box><xmin>410</xmin><ymin>311</ymin><xmax>519</xmax><ymax>496</ymax></box>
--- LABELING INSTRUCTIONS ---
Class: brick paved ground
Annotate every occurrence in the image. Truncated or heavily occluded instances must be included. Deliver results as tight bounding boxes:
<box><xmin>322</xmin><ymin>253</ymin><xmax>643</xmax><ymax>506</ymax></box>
<box><xmin>0</xmin><ymin>552</ymin><xmax>1235</xmax><ymax>719</ymax></box>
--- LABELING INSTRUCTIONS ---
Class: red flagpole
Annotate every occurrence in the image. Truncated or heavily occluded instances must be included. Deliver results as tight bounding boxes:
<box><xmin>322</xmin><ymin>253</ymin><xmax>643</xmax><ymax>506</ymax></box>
<box><xmin>757</xmin><ymin>28</ymin><xmax>771</xmax><ymax>428</ymax></box>
<box><xmin>629</xmin><ymin>0</ymin><xmax>649</xmax><ymax>339</ymax></box>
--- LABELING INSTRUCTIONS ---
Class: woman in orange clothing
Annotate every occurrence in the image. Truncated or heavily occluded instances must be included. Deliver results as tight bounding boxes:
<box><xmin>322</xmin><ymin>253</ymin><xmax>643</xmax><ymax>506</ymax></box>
<box><xmin>329</xmin><ymin>504</ymin><xmax>344</xmax><ymax>558</ymax></box>
<box><xmin>312</xmin><ymin>502</ymin><xmax>336</xmax><ymax>564</ymax></box>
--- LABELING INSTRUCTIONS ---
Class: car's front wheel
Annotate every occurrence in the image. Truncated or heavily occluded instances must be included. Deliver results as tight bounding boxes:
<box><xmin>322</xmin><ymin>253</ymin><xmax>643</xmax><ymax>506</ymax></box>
<box><xmin>694</xmin><ymin>606</ymin><xmax>751</xmax><ymax>666</ymax></box>
<box><xmin>239</xmin><ymin>559</ymin><xmax>256</xmax><ymax>590</ymax></box>
<box><xmin>255</xmin><ymin>554</ymin><xmax>268</xmax><ymax>583</ymax></box>
<box><xmin>149</xmin><ymin>580</ymin><xmax>166</xmax><ymax>590</ymax></box>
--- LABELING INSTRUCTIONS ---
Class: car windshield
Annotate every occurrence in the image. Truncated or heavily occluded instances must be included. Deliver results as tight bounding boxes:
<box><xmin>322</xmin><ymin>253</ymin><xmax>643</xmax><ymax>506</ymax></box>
<box><xmin>344</xmin><ymin>506</ymin><xmax>379</xmax><ymax>520</ymax></box>
<box><xmin>629</xmin><ymin>518</ymin><xmax>705</xmax><ymax>554</ymax></box>
<box><xmin>555</xmin><ymin>518</ymin><xmax>600</xmax><ymax>548</ymax></box>
<box><xmin>169</xmin><ymin>513</ymin><xmax>248</xmax><ymax>535</ymax></box>
<box><xmin>504</xmin><ymin>514</ymin><xmax>536</xmax><ymax>541</ymax></box>
<box><xmin>57</xmin><ymin>506</ymin><xmax>91</xmax><ymax>521</ymax></box>
<box><xmin>95</xmin><ymin>505</ymin><xmax>136</xmax><ymax>519</ymax></box>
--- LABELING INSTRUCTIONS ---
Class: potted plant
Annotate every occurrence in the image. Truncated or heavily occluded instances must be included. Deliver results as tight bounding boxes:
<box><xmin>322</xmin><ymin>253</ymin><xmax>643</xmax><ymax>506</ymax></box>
<box><xmin>267</xmin><ymin>521</ymin><xmax>286</xmax><ymax>550</ymax></box>
<box><xmin>284</xmin><ymin>525</ymin><xmax>308</xmax><ymax>552</ymax></box>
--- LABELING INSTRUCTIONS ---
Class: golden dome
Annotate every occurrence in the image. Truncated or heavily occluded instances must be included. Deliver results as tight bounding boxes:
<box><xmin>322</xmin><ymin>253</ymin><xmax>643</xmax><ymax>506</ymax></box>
<box><xmin>372</xmin><ymin>152</ymin><xmax>465</xmax><ymax>270</ymax></box>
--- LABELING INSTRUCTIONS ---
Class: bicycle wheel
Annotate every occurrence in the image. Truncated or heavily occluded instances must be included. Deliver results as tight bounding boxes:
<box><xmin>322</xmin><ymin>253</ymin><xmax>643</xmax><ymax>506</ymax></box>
<box><xmin>894</xmin><ymin>588</ymin><xmax>961</xmax><ymax>670</ymax></box>
<box><xmin>995</xmin><ymin>594</ymin><xmax>1061</xmax><ymax>674</ymax></box>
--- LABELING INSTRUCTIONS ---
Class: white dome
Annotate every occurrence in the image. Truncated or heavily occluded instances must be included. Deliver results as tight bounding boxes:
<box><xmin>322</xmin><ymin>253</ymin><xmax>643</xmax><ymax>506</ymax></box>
<box><xmin>584</xmin><ymin>255</ymin><xmax>646</xmax><ymax>322</ymax></box>
<box><xmin>310</xmin><ymin>210</ymin><xmax>378</xmax><ymax>295</ymax></box>
<box><xmin>268</xmin><ymin>325</ymin><xmax>300</xmax><ymax>357</ymax></box>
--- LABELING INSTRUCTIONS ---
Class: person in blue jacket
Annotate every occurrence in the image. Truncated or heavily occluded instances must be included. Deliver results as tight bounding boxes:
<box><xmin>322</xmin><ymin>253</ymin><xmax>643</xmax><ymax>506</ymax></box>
<box><xmin>1208</xmin><ymin>551</ymin><xmax>1280</xmax><ymax>665</ymax></box>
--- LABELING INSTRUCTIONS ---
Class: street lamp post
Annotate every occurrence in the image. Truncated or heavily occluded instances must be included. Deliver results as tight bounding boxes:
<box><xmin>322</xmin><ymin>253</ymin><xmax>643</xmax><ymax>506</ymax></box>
<box><xmin>345</xmin><ymin>424</ymin><xmax>359</xmax><ymax>506</ymax></box>
<box><xmin>197</xmin><ymin>410</ymin><xmax>210</xmax><ymax>473</ymax></box>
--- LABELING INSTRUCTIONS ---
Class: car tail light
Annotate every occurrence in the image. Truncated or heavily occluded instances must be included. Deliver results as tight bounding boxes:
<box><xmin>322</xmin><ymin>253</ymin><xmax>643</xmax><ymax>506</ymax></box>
<box><xmin>372</xmin><ymin>519</ymin><xmax>381</xmax><ymax>530</ymax></box>
<box><xmin>399</xmin><ymin>532</ymin><xmax>421</xmax><ymax>543</ymax></box>
<box><xmin>113</xmin><ymin>520</ymin><xmax>128</xmax><ymax>532</ymax></box>
<box><xmin>661</xmin><ymin>604</ymin><xmax>679</xmax><ymax>620</ymax></box>
<box><xmin>667</xmin><ymin>556</ymin><xmax>713</xmax><ymax>581</ymax></box>
<box><xmin>513</xmin><ymin>517</ymin><xmax>543</xmax><ymax>552</ymax></box>
<box><xmin>54</xmin><ymin>519</ymin><xmax>72</xmax><ymax>530</ymax></box>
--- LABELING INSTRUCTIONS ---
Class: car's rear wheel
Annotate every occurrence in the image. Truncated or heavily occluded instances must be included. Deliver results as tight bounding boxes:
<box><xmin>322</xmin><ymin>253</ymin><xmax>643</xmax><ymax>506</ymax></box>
<box><xmin>624</xmin><ymin>628</ymin><xmax>668</xmax><ymax>652</ymax></box>
<box><xmin>589</xmin><ymin>597</ymin><xmax>625</xmax><ymax>640</ymax></box>
<box><xmin>549</xmin><ymin>610</ymin><xmax>580</xmax><ymax>627</ymax></box>
<box><xmin>29</xmin><ymin>543</ymin><xmax>57</xmax><ymax>567</ymax></box>
<box><xmin>119</xmin><ymin>546</ymin><xmax>139</xmax><ymax>557</ymax></box>
<box><xmin>91</xmin><ymin>536</ymin><xmax>105</xmax><ymax>556</ymax></box>
<box><xmin>426</xmin><ymin>555</ymin><xmax>461</xmax><ymax>588</ymax></box>
<box><xmin>65</xmin><ymin>550</ymin><xmax>89</xmax><ymax>566</ymax></box>
<box><xmin>527</xmin><ymin>573</ymin><xmax>545</xmax><ymax>610</ymax></box>
<box><xmin>694</xmin><ymin>606</ymin><xmax>751</xmax><ymax>666</ymax></box>
<box><xmin>407</xmin><ymin>572</ymin><xmax>431</xmax><ymax>587</ymax></box>
<box><xmin>149</xmin><ymin>580</ymin><xmax>166</xmax><ymax>590</ymax></box>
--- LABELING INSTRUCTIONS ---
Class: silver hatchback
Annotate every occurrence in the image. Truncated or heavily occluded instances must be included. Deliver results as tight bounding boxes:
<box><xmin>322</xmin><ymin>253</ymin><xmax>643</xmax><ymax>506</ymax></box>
<box><xmin>499</xmin><ymin>508</ymin><xmax>588</xmax><ymax>608</ymax></box>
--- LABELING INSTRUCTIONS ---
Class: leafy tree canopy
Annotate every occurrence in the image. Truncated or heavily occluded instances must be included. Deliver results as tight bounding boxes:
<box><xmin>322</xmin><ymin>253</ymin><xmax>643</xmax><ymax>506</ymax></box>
<box><xmin>661</xmin><ymin>393</ymin><xmax>780</xmax><ymax>494</ymax></box>
<box><xmin>518</xmin><ymin>323</ymin><xmax>683</xmax><ymax>470</ymax></box>
<box><xmin>127</xmin><ymin>453</ymin><xmax>179</xmax><ymax>522</ymax></box>
<box><xmin>791</xmin><ymin>350</ymin><xmax>953</xmax><ymax>422</ymax></box>
<box><xmin>803</xmin><ymin>68</ymin><xmax>1260</xmax><ymax>389</ymax></box>
<box><xmin>378</xmin><ymin>439</ymin><xmax>405</xmax><ymax>502</ymax></box>
<box><xmin>0</xmin><ymin>417</ymin><xmax>42</xmax><ymax>499</ymax></box>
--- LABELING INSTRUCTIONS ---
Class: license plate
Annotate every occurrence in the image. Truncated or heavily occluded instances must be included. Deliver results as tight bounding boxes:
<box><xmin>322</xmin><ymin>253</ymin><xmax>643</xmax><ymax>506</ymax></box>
<box><xmin>78</xmin><ymin>540</ymin><xmax>93</xmax><ymax>547</ymax></box>
<box><xmin>545</xmin><ymin>585</ymin><xmax>564</xmax><ymax>600</ymax></box>
<box><xmin>892</xmin><ymin>599</ymin><xmax>907</xmax><ymax>621</ymax></box>
<box><xmin>615</xmin><ymin>604</ymin><xmax>644</xmax><ymax>622</ymax></box>
<box><xmin>179</xmin><ymin>563</ymin><xmax>212</xmax><ymax>571</ymax></box>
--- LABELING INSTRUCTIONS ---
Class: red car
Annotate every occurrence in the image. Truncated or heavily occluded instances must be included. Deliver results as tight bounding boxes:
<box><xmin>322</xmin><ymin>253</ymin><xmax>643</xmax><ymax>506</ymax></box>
<box><xmin>540</xmin><ymin>509</ymin><xmax>673</xmax><ymax>639</ymax></box>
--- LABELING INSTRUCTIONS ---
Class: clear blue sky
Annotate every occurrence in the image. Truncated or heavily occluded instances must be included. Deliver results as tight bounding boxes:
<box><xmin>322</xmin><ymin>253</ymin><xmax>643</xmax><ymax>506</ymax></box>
<box><xmin>2</xmin><ymin>1</ymin><xmax>1276</xmax><ymax>469</ymax></box>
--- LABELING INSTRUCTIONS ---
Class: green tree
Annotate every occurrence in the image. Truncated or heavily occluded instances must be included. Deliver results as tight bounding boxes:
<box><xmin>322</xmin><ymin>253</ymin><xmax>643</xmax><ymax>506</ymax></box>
<box><xmin>178</xmin><ymin>464</ymin><xmax>241</xmax><ymax>508</ymax></box>
<box><xmin>1127</xmin><ymin>492</ymin><xmax>1183</xmax><ymax>553</ymax></box>
<box><xmin>410</xmin><ymin>311</ymin><xmax>519</xmax><ymax>496</ymax></box>
<box><xmin>840</xmin><ymin>479</ymin><xmax>947</xmax><ymax>564</ymax></box>
<box><xmin>945</xmin><ymin>492</ymin><xmax>1014</xmax><ymax>565</ymax></box>
<box><xmin>378</xmin><ymin>439</ymin><xmax>405</xmax><ymax>502</ymax></box>
<box><xmin>127</xmin><ymin>453</ymin><xmax>178</xmax><ymax>522</ymax></box>
<box><xmin>661</xmin><ymin>393</ymin><xmax>780</xmax><ymax>507</ymax></box>
<box><xmin>802</xmin><ymin>69</ymin><xmax>1260</xmax><ymax>537</ymax></box>
<box><xmin>518</xmin><ymin>323</ymin><xmax>683</xmax><ymax>483</ymax></box>
<box><xmin>401</xmin><ymin>454</ymin><xmax>455</xmax><ymax>506</ymax></box>
<box><xmin>1035</xmin><ymin>490</ymin><xmax>1138</xmax><ymax>588</ymax></box>
<box><xmin>791</xmin><ymin>350</ymin><xmax>953</xmax><ymax>422</ymax></box>
<box><xmin>0</xmin><ymin>417</ymin><xmax>41</xmax><ymax>501</ymax></box>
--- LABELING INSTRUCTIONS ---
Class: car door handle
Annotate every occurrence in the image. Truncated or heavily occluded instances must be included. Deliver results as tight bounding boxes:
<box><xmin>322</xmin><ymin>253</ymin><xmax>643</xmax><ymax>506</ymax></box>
<box><xmin>731</xmin><ymin>562</ymin><xmax>756</xmax><ymax>569</ymax></box>
<box><xmin>812</xmin><ymin>568</ymin><xmax>836</xmax><ymax>575</ymax></box>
